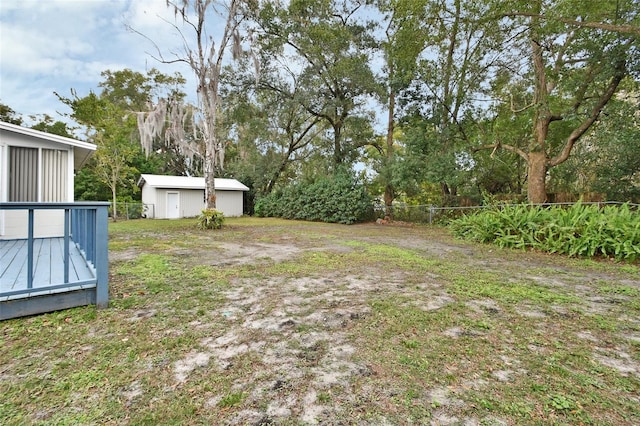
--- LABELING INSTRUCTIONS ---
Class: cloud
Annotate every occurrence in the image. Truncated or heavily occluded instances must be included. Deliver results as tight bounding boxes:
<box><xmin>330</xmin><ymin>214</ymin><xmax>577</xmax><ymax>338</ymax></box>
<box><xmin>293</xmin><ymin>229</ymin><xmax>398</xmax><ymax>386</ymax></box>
<box><xmin>0</xmin><ymin>0</ymin><xmax>173</xmax><ymax>120</ymax></box>
<box><xmin>0</xmin><ymin>0</ymin><xmax>223</xmax><ymax>123</ymax></box>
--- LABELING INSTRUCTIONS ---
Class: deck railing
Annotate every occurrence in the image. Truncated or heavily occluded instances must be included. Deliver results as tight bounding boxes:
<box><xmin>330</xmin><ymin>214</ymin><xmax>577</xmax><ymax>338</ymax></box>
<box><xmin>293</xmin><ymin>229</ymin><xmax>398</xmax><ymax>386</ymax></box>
<box><xmin>0</xmin><ymin>202</ymin><xmax>110</xmax><ymax>309</ymax></box>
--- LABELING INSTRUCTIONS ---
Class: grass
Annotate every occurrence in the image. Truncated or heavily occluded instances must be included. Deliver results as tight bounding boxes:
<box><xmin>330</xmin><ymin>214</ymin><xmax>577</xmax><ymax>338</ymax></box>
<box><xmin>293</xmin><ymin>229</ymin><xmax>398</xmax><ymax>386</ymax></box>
<box><xmin>1</xmin><ymin>217</ymin><xmax>639</xmax><ymax>425</ymax></box>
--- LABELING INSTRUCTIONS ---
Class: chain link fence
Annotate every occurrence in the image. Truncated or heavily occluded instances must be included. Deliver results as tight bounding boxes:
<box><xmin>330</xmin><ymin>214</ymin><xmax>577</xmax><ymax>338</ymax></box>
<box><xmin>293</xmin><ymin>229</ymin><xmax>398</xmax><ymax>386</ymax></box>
<box><xmin>109</xmin><ymin>203</ymin><xmax>155</xmax><ymax>220</ymax></box>
<box><xmin>374</xmin><ymin>201</ymin><xmax>639</xmax><ymax>225</ymax></box>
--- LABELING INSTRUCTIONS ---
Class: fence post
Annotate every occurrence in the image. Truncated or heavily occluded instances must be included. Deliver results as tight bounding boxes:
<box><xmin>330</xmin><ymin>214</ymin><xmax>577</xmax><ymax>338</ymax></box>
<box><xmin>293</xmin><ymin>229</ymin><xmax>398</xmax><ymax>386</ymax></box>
<box><xmin>95</xmin><ymin>205</ymin><xmax>109</xmax><ymax>308</ymax></box>
<box><xmin>64</xmin><ymin>208</ymin><xmax>70</xmax><ymax>283</ymax></box>
<box><xmin>27</xmin><ymin>208</ymin><xmax>34</xmax><ymax>289</ymax></box>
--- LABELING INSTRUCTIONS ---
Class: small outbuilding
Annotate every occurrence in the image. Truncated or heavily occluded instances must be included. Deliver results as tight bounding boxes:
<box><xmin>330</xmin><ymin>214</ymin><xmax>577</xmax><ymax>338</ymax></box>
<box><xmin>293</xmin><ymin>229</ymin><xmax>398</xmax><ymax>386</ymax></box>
<box><xmin>138</xmin><ymin>174</ymin><xmax>249</xmax><ymax>219</ymax></box>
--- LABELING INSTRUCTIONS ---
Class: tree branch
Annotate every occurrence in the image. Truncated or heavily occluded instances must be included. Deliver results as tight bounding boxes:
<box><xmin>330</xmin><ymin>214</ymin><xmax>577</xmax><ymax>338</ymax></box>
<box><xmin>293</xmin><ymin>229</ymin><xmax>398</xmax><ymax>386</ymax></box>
<box><xmin>510</xmin><ymin>93</ymin><xmax>535</xmax><ymax>113</ymax></box>
<box><xmin>549</xmin><ymin>59</ymin><xmax>627</xmax><ymax>167</ymax></box>
<box><xmin>474</xmin><ymin>142</ymin><xmax>529</xmax><ymax>162</ymax></box>
<box><xmin>503</xmin><ymin>12</ymin><xmax>640</xmax><ymax>36</ymax></box>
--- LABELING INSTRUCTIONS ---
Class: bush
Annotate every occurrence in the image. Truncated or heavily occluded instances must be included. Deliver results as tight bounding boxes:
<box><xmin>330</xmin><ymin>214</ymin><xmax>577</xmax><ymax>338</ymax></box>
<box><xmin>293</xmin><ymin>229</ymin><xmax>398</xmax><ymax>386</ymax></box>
<box><xmin>197</xmin><ymin>209</ymin><xmax>225</xmax><ymax>230</ymax></box>
<box><xmin>449</xmin><ymin>202</ymin><xmax>640</xmax><ymax>261</ymax></box>
<box><xmin>255</xmin><ymin>173</ymin><xmax>374</xmax><ymax>224</ymax></box>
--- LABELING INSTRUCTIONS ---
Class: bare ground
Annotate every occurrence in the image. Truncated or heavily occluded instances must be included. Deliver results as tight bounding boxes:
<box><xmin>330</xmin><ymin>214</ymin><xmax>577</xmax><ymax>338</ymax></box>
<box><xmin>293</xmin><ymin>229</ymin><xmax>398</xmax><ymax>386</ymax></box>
<box><xmin>4</xmin><ymin>220</ymin><xmax>639</xmax><ymax>425</ymax></box>
<box><xmin>132</xmin><ymin>222</ymin><xmax>639</xmax><ymax>425</ymax></box>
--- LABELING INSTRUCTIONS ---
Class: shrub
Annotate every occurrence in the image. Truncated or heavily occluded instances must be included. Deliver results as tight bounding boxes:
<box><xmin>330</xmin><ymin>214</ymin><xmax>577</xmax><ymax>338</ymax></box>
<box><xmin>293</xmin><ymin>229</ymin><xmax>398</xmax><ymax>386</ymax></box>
<box><xmin>255</xmin><ymin>173</ymin><xmax>374</xmax><ymax>224</ymax></box>
<box><xmin>197</xmin><ymin>208</ymin><xmax>225</xmax><ymax>230</ymax></box>
<box><xmin>449</xmin><ymin>202</ymin><xmax>640</xmax><ymax>261</ymax></box>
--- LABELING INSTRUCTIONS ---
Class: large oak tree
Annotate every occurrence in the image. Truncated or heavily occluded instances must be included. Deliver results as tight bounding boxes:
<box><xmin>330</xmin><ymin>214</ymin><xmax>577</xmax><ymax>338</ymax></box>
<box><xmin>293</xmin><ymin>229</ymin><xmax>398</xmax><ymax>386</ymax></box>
<box><xmin>477</xmin><ymin>0</ymin><xmax>638</xmax><ymax>203</ymax></box>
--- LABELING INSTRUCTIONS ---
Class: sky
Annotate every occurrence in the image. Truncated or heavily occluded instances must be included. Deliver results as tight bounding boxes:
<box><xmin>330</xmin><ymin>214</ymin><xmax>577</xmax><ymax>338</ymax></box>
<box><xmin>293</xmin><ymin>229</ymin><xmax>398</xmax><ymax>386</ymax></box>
<box><xmin>0</xmin><ymin>0</ymin><xmax>201</xmax><ymax>127</ymax></box>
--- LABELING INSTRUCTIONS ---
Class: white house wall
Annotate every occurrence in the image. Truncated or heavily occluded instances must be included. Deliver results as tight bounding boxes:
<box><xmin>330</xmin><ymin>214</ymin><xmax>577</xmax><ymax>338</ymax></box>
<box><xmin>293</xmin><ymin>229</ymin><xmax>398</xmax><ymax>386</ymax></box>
<box><xmin>0</xmin><ymin>130</ymin><xmax>75</xmax><ymax>239</ymax></box>
<box><xmin>141</xmin><ymin>184</ymin><xmax>157</xmax><ymax>218</ymax></box>
<box><xmin>1</xmin><ymin>210</ymin><xmax>66</xmax><ymax>239</ymax></box>
<box><xmin>179</xmin><ymin>189</ymin><xmax>206</xmax><ymax>217</ymax></box>
<box><xmin>141</xmin><ymin>187</ymin><xmax>244</xmax><ymax>218</ymax></box>
<box><xmin>216</xmin><ymin>191</ymin><xmax>244</xmax><ymax>217</ymax></box>
<box><xmin>150</xmin><ymin>189</ymin><xmax>203</xmax><ymax>219</ymax></box>
<box><xmin>0</xmin><ymin>143</ymin><xmax>5</xmax><ymax>235</ymax></box>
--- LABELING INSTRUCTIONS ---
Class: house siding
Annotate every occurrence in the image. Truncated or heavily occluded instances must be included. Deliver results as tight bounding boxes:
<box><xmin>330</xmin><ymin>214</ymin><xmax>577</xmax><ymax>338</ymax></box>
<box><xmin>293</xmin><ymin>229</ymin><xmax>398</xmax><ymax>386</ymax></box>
<box><xmin>217</xmin><ymin>191</ymin><xmax>244</xmax><ymax>217</ymax></box>
<box><xmin>179</xmin><ymin>189</ymin><xmax>206</xmax><ymax>218</ymax></box>
<box><xmin>139</xmin><ymin>175</ymin><xmax>248</xmax><ymax>219</ymax></box>
<box><xmin>143</xmin><ymin>188</ymin><xmax>245</xmax><ymax>218</ymax></box>
<box><xmin>152</xmin><ymin>189</ymin><xmax>204</xmax><ymax>219</ymax></box>
<box><xmin>141</xmin><ymin>184</ymin><xmax>157</xmax><ymax>217</ymax></box>
<box><xmin>2</xmin><ymin>210</ymin><xmax>66</xmax><ymax>239</ymax></box>
<box><xmin>0</xmin><ymin>123</ymin><xmax>94</xmax><ymax>239</ymax></box>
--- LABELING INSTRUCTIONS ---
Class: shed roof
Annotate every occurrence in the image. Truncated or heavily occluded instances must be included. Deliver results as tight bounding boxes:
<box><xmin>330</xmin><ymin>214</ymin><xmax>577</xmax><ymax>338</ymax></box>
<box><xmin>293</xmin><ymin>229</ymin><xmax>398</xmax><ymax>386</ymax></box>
<box><xmin>0</xmin><ymin>121</ymin><xmax>96</xmax><ymax>170</ymax></box>
<box><xmin>139</xmin><ymin>174</ymin><xmax>249</xmax><ymax>191</ymax></box>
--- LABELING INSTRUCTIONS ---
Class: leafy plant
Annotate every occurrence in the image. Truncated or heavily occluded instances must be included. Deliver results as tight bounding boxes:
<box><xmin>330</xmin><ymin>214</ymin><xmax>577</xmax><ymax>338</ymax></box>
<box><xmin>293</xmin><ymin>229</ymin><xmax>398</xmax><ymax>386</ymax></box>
<box><xmin>218</xmin><ymin>392</ymin><xmax>244</xmax><ymax>408</ymax></box>
<box><xmin>197</xmin><ymin>208</ymin><xmax>225</xmax><ymax>230</ymax></box>
<box><xmin>549</xmin><ymin>394</ymin><xmax>575</xmax><ymax>411</ymax></box>
<box><xmin>450</xmin><ymin>203</ymin><xmax>640</xmax><ymax>261</ymax></box>
<box><xmin>255</xmin><ymin>172</ymin><xmax>374</xmax><ymax>224</ymax></box>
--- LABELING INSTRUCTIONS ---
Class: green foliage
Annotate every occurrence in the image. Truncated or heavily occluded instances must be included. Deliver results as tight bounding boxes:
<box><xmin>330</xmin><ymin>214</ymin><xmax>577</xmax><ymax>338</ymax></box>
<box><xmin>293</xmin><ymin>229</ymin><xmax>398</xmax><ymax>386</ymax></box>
<box><xmin>550</xmin><ymin>81</ymin><xmax>640</xmax><ymax>202</ymax></box>
<box><xmin>549</xmin><ymin>394</ymin><xmax>576</xmax><ymax>411</ymax></box>
<box><xmin>0</xmin><ymin>102</ymin><xmax>23</xmax><ymax>125</ymax></box>
<box><xmin>450</xmin><ymin>203</ymin><xmax>640</xmax><ymax>261</ymax></box>
<box><xmin>30</xmin><ymin>115</ymin><xmax>75</xmax><ymax>137</ymax></box>
<box><xmin>255</xmin><ymin>0</ymin><xmax>379</xmax><ymax>166</ymax></box>
<box><xmin>255</xmin><ymin>172</ymin><xmax>374</xmax><ymax>224</ymax></box>
<box><xmin>197</xmin><ymin>209</ymin><xmax>225</xmax><ymax>230</ymax></box>
<box><xmin>217</xmin><ymin>392</ymin><xmax>244</xmax><ymax>408</ymax></box>
<box><xmin>59</xmin><ymin>68</ymin><xmax>190</xmax><ymax>205</ymax></box>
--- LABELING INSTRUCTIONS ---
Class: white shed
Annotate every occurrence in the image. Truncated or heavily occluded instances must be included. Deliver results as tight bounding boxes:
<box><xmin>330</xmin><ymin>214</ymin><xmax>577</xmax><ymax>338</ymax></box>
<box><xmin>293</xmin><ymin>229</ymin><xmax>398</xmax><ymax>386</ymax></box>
<box><xmin>138</xmin><ymin>174</ymin><xmax>249</xmax><ymax>218</ymax></box>
<box><xmin>0</xmin><ymin>121</ymin><xmax>96</xmax><ymax>239</ymax></box>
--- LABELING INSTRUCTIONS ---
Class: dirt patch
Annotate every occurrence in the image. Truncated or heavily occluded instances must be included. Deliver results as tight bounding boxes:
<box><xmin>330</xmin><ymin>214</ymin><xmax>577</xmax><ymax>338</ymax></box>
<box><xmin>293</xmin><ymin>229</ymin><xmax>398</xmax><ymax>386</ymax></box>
<box><xmin>109</xmin><ymin>248</ymin><xmax>140</xmax><ymax>262</ymax></box>
<box><xmin>9</xmin><ymin>221</ymin><xmax>637</xmax><ymax>425</ymax></box>
<box><xmin>593</xmin><ymin>349</ymin><xmax>640</xmax><ymax>378</ymax></box>
<box><xmin>196</xmin><ymin>242</ymin><xmax>303</xmax><ymax>266</ymax></box>
<box><xmin>160</xmin><ymin>226</ymin><xmax>639</xmax><ymax>424</ymax></box>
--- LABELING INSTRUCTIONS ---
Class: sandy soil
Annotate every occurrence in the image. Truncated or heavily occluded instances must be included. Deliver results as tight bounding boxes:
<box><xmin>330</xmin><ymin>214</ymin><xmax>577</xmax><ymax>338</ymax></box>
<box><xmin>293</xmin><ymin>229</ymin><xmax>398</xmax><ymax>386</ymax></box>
<box><xmin>126</xmin><ymin>223</ymin><xmax>639</xmax><ymax>425</ymax></box>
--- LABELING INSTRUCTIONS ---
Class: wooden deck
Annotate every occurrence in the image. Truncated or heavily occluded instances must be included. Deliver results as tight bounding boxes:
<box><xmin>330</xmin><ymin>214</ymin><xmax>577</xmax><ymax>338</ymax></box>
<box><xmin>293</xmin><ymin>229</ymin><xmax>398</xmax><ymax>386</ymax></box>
<box><xmin>0</xmin><ymin>237</ymin><xmax>95</xmax><ymax>301</ymax></box>
<box><xmin>1</xmin><ymin>202</ymin><xmax>109</xmax><ymax>320</ymax></box>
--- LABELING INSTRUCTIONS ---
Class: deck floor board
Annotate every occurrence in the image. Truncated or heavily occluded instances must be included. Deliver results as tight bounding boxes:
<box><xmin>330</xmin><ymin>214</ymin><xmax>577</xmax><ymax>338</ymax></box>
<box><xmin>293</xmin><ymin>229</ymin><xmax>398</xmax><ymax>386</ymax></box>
<box><xmin>0</xmin><ymin>238</ymin><xmax>95</xmax><ymax>294</ymax></box>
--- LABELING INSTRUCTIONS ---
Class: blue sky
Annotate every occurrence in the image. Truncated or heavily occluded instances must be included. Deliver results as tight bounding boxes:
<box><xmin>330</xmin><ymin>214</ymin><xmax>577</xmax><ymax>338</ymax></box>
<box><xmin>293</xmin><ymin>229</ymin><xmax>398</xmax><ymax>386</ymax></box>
<box><xmin>0</xmin><ymin>0</ymin><xmax>198</xmax><ymax>126</ymax></box>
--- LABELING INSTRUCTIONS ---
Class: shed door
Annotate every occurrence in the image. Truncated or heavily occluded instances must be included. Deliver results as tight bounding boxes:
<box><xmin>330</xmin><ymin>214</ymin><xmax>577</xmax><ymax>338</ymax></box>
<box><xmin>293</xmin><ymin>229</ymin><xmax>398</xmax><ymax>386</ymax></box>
<box><xmin>166</xmin><ymin>192</ymin><xmax>180</xmax><ymax>219</ymax></box>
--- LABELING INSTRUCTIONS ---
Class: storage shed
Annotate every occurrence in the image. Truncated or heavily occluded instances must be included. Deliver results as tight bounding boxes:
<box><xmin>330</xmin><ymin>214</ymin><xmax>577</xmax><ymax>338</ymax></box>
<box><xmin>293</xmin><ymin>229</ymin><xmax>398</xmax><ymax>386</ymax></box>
<box><xmin>138</xmin><ymin>174</ymin><xmax>249</xmax><ymax>218</ymax></box>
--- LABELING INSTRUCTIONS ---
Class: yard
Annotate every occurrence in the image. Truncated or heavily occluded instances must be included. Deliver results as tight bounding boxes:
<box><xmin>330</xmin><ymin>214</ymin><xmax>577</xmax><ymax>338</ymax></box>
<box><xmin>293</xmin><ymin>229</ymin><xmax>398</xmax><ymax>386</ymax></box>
<box><xmin>1</xmin><ymin>218</ymin><xmax>639</xmax><ymax>425</ymax></box>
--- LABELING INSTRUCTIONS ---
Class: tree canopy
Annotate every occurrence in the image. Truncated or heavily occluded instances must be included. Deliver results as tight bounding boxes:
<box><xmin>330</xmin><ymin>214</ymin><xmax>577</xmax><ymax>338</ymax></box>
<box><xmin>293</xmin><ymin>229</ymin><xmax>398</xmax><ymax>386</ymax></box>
<box><xmin>6</xmin><ymin>0</ymin><xmax>638</xmax><ymax>213</ymax></box>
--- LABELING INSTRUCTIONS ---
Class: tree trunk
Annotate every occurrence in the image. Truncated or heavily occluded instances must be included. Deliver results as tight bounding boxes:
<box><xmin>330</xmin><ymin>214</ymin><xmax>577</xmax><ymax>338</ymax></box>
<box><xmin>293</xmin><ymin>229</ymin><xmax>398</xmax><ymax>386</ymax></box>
<box><xmin>527</xmin><ymin>151</ymin><xmax>547</xmax><ymax>203</ymax></box>
<box><xmin>333</xmin><ymin>122</ymin><xmax>343</xmax><ymax>166</ymax></box>
<box><xmin>204</xmin><ymin>144</ymin><xmax>217</xmax><ymax>209</ymax></box>
<box><xmin>266</xmin><ymin>154</ymin><xmax>292</xmax><ymax>194</ymax></box>
<box><xmin>384</xmin><ymin>86</ymin><xmax>395</xmax><ymax>219</ymax></box>
<box><xmin>111</xmin><ymin>182</ymin><xmax>118</xmax><ymax>222</ymax></box>
<box><xmin>528</xmin><ymin>7</ymin><xmax>550</xmax><ymax>205</ymax></box>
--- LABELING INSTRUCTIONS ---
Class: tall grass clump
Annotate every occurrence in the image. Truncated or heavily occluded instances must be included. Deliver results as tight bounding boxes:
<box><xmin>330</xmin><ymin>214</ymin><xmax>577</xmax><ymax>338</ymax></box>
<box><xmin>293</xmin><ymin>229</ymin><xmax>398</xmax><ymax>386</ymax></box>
<box><xmin>449</xmin><ymin>202</ymin><xmax>640</xmax><ymax>261</ymax></box>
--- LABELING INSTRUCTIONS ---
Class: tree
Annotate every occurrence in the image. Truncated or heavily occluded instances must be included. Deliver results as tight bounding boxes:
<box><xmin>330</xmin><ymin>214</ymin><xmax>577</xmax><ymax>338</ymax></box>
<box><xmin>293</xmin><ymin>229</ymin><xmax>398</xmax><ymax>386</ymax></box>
<box><xmin>550</xmin><ymin>83</ymin><xmax>640</xmax><ymax>202</ymax></box>
<box><xmin>375</xmin><ymin>0</ymin><xmax>431</xmax><ymax>217</ymax></box>
<box><xmin>30</xmin><ymin>114</ymin><xmax>75</xmax><ymax>138</ymax></box>
<box><xmin>256</xmin><ymin>0</ymin><xmax>380</xmax><ymax>167</ymax></box>
<box><xmin>58</xmin><ymin>69</ymin><xmax>187</xmax><ymax>216</ymax></box>
<box><xmin>93</xmin><ymin>107</ymin><xmax>140</xmax><ymax>220</ymax></box>
<box><xmin>133</xmin><ymin>0</ymin><xmax>254</xmax><ymax>209</ymax></box>
<box><xmin>218</xmin><ymin>56</ymin><xmax>321</xmax><ymax>194</ymax></box>
<box><xmin>393</xmin><ymin>0</ymin><xmax>505</xmax><ymax>205</ymax></box>
<box><xmin>57</xmin><ymin>92</ymin><xmax>140</xmax><ymax>219</ymax></box>
<box><xmin>0</xmin><ymin>102</ymin><xmax>23</xmax><ymax>125</ymax></box>
<box><xmin>476</xmin><ymin>0</ymin><xmax>638</xmax><ymax>203</ymax></box>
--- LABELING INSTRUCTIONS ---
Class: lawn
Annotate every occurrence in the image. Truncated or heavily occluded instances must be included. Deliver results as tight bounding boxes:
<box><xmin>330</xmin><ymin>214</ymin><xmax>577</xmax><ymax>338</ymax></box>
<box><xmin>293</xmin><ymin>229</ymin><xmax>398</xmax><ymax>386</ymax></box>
<box><xmin>1</xmin><ymin>217</ymin><xmax>639</xmax><ymax>425</ymax></box>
